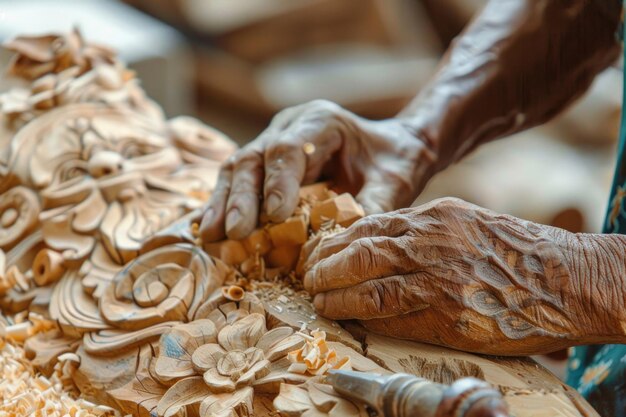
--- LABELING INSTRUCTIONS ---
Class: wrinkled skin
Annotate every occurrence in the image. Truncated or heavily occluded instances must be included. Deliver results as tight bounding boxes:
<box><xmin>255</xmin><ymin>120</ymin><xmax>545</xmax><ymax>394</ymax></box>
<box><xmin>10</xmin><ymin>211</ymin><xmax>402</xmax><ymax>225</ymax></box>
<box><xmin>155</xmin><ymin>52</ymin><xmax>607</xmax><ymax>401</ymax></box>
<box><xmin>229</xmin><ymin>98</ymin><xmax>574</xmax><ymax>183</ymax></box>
<box><xmin>303</xmin><ymin>198</ymin><xmax>626</xmax><ymax>355</ymax></box>
<box><xmin>199</xmin><ymin>0</ymin><xmax>626</xmax><ymax>355</ymax></box>
<box><xmin>200</xmin><ymin>100</ymin><xmax>436</xmax><ymax>241</ymax></box>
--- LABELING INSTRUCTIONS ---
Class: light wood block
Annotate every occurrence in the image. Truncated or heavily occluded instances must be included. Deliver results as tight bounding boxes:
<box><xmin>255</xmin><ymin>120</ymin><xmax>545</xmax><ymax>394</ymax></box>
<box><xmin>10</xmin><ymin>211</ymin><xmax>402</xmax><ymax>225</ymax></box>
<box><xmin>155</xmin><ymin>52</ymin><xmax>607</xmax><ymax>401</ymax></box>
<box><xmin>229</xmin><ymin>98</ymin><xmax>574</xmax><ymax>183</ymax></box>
<box><xmin>242</xmin><ymin>229</ymin><xmax>273</xmax><ymax>256</ymax></box>
<box><xmin>267</xmin><ymin>215</ymin><xmax>308</xmax><ymax>247</ymax></box>
<box><xmin>310</xmin><ymin>193</ymin><xmax>364</xmax><ymax>231</ymax></box>
<box><xmin>266</xmin><ymin>245</ymin><xmax>302</xmax><ymax>269</ymax></box>
<box><xmin>204</xmin><ymin>239</ymin><xmax>248</xmax><ymax>265</ymax></box>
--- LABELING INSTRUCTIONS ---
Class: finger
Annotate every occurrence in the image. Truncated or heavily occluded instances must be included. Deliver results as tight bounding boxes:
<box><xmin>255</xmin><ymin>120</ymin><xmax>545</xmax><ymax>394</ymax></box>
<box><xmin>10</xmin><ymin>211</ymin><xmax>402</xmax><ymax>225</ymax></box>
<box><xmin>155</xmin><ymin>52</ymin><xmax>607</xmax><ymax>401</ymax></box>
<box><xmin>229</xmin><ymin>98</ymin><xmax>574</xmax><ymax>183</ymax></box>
<box><xmin>200</xmin><ymin>163</ymin><xmax>233</xmax><ymax>242</ymax></box>
<box><xmin>361</xmin><ymin>309</ymin><xmax>453</xmax><ymax>347</ymax></box>
<box><xmin>224</xmin><ymin>148</ymin><xmax>264</xmax><ymax>240</ymax></box>
<box><xmin>312</xmin><ymin>272</ymin><xmax>431</xmax><ymax>320</ymax></box>
<box><xmin>301</xmin><ymin>212</ymin><xmax>412</xmax><ymax>274</ymax></box>
<box><xmin>356</xmin><ymin>171</ymin><xmax>405</xmax><ymax>215</ymax></box>
<box><xmin>304</xmin><ymin>235</ymin><xmax>419</xmax><ymax>294</ymax></box>
<box><xmin>263</xmin><ymin>138</ymin><xmax>306</xmax><ymax>222</ymax></box>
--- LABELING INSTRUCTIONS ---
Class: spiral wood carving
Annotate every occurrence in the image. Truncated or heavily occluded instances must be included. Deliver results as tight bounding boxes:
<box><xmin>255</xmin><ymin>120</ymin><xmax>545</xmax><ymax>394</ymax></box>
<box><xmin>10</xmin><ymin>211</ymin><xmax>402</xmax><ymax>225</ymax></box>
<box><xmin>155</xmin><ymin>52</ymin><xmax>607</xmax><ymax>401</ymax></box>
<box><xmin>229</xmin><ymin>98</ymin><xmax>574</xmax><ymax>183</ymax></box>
<box><xmin>100</xmin><ymin>244</ymin><xmax>226</xmax><ymax>330</ymax></box>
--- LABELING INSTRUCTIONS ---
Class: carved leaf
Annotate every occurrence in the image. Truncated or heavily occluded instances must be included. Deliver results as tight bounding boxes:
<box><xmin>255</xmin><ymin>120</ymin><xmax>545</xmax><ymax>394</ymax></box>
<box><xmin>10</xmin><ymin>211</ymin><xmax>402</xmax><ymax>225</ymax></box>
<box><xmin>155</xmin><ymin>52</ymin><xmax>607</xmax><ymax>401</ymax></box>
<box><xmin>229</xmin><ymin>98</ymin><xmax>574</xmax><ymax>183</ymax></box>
<box><xmin>156</xmin><ymin>376</ymin><xmax>212</xmax><ymax>417</ymax></box>
<box><xmin>256</xmin><ymin>327</ymin><xmax>305</xmax><ymax>362</ymax></box>
<box><xmin>155</xmin><ymin>319</ymin><xmax>217</xmax><ymax>384</ymax></box>
<box><xmin>199</xmin><ymin>386</ymin><xmax>254</xmax><ymax>417</ymax></box>
<box><xmin>108</xmin><ymin>344</ymin><xmax>168</xmax><ymax>417</ymax></box>
<box><xmin>191</xmin><ymin>343</ymin><xmax>225</xmax><ymax>372</ymax></box>
<box><xmin>24</xmin><ymin>329</ymin><xmax>80</xmax><ymax>376</ymax></box>
<box><xmin>273</xmin><ymin>382</ymin><xmax>366</xmax><ymax>417</ymax></box>
<box><xmin>217</xmin><ymin>313</ymin><xmax>266</xmax><ymax>351</ymax></box>
<box><xmin>79</xmin><ymin>243</ymin><xmax>123</xmax><ymax>298</ymax></box>
<box><xmin>273</xmin><ymin>384</ymin><xmax>317</xmax><ymax>416</ymax></box>
<box><xmin>308</xmin><ymin>383</ymin><xmax>365</xmax><ymax>416</ymax></box>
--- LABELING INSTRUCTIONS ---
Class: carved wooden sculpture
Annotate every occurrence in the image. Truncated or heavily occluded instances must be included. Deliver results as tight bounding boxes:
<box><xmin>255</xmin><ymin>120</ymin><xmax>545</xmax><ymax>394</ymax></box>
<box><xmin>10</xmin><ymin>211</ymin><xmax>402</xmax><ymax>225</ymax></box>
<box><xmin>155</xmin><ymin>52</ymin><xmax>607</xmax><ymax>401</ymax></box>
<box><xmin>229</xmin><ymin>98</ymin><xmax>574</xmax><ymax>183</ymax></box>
<box><xmin>0</xmin><ymin>31</ymin><xmax>600</xmax><ymax>417</ymax></box>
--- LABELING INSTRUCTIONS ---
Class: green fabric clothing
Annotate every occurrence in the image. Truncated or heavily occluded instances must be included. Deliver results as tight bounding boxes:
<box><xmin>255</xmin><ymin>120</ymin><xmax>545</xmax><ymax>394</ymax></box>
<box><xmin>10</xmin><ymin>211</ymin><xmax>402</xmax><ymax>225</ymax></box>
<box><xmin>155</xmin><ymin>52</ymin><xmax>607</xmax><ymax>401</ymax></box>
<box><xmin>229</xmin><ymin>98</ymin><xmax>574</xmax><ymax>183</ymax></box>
<box><xmin>565</xmin><ymin>3</ymin><xmax>626</xmax><ymax>415</ymax></box>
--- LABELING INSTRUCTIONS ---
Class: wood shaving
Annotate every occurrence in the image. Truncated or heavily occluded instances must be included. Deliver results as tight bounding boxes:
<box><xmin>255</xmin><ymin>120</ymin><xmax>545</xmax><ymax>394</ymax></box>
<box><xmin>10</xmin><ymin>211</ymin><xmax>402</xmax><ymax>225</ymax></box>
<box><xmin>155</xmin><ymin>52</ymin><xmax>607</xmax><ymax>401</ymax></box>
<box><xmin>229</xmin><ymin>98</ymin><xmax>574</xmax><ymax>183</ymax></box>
<box><xmin>0</xmin><ymin>339</ymin><xmax>125</xmax><ymax>417</ymax></box>
<box><xmin>287</xmin><ymin>329</ymin><xmax>350</xmax><ymax>376</ymax></box>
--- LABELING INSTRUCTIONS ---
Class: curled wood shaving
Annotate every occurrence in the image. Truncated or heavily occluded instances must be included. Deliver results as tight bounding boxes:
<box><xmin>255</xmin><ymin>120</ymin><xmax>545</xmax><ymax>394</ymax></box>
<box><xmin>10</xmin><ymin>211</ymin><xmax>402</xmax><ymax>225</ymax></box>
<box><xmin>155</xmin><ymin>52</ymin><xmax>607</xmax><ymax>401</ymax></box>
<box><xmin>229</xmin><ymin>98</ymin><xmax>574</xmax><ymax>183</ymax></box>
<box><xmin>0</xmin><ymin>339</ymin><xmax>125</xmax><ymax>417</ymax></box>
<box><xmin>0</xmin><ymin>312</ymin><xmax>57</xmax><ymax>343</ymax></box>
<box><xmin>222</xmin><ymin>285</ymin><xmax>245</xmax><ymax>302</ymax></box>
<box><xmin>287</xmin><ymin>329</ymin><xmax>351</xmax><ymax>376</ymax></box>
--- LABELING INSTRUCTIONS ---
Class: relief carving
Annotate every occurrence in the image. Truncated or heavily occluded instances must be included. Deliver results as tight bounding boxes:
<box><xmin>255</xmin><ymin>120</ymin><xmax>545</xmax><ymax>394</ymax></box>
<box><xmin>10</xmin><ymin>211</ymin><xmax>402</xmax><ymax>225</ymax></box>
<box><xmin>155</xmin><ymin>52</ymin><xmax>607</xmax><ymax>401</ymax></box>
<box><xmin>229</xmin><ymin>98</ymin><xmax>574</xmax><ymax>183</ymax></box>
<box><xmin>0</xmin><ymin>31</ymin><xmax>600</xmax><ymax>417</ymax></box>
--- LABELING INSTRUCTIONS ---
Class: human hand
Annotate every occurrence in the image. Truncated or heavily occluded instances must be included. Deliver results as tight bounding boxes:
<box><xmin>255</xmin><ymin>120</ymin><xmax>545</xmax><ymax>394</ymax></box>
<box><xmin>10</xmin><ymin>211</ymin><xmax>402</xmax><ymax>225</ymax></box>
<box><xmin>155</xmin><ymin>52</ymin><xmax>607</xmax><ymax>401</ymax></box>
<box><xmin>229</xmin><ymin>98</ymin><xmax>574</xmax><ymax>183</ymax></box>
<box><xmin>200</xmin><ymin>100</ymin><xmax>436</xmax><ymax>242</ymax></box>
<box><xmin>302</xmin><ymin>198</ymin><xmax>626</xmax><ymax>355</ymax></box>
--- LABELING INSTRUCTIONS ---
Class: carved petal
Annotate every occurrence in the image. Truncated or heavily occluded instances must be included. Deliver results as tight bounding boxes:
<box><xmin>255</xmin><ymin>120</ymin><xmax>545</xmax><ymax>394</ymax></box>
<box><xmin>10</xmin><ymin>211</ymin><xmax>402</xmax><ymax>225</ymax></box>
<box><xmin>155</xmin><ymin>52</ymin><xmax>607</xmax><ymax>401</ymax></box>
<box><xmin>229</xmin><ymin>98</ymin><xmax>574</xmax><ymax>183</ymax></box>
<box><xmin>191</xmin><ymin>343</ymin><xmax>225</xmax><ymax>373</ymax></box>
<box><xmin>199</xmin><ymin>386</ymin><xmax>254</xmax><ymax>417</ymax></box>
<box><xmin>217</xmin><ymin>313</ymin><xmax>266</xmax><ymax>351</ymax></box>
<box><xmin>154</xmin><ymin>320</ymin><xmax>217</xmax><ymax>384</ymax></box>
<box><xmin>254</xmin><ymin>357</ymin><xmax>310</xmax><ymax>393</ymax></box>
<box><xmin>156</xmin><ymin>376</ymin><xmax>212</xmax><ymax>417</ymax></box>
<box><xmin>237</xmin><ymin>359</ymin><xmax>270</xmax><ymax>387</ymax></box>
<box><xmin>203</xmin><ymin>367</ymin><xmax>236</xmax><ymax>393</ymax></box>
<box><xmin>256</xmin><ymin>327</ymin><xmax>292</xmax><ymax>351</ymax></box>
<box><xmin>196</xmin><ymin>292</ymin><xmax>264</xmax><ymax>326</ymax></box>
<box><xmin>257</xmin><ymin>329</ymin><xmax>305</xmax><ymax>362</ymax></box>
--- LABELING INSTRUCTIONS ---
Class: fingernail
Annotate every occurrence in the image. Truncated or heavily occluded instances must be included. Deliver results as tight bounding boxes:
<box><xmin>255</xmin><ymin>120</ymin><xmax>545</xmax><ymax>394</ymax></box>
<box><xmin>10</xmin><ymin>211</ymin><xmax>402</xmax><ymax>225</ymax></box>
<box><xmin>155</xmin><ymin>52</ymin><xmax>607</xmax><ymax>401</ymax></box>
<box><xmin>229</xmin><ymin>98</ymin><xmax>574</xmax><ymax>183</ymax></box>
<box><xmin>314</xmin><ymin>293</ymin><xmax>325</xmax><ymax>312</ymax></box>
<box><xmin>265</xmin><ymin>193</ymin><xmax>282</xmax><ymax>216</ymax></box>
<box><xmin>225</xmin><ymin>208</ymin><xmax>242</xmax><ymax>232</ymax></box>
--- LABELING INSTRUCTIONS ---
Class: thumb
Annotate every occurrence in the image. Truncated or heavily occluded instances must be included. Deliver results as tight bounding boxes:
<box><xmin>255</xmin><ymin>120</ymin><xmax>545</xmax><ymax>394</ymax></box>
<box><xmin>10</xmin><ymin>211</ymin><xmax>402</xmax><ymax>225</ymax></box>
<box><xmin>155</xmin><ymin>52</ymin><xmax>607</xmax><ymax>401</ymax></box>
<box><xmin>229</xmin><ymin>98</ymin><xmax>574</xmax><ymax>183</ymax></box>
<box><xmin>355</xmin><ymin>172</ymin><xmax>400</xmax><ymax>215</ymax></box>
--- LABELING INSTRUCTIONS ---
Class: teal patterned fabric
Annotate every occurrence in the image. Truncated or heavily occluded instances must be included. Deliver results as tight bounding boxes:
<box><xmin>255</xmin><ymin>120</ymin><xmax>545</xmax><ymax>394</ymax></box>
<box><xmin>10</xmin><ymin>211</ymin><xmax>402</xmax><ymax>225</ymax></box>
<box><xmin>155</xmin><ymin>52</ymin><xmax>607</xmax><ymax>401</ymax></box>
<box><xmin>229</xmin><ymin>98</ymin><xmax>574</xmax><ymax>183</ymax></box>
<box><xmin>565</xmin><ymin>4</ymin><xmax>626</xmax><ymax>415</ymax></box>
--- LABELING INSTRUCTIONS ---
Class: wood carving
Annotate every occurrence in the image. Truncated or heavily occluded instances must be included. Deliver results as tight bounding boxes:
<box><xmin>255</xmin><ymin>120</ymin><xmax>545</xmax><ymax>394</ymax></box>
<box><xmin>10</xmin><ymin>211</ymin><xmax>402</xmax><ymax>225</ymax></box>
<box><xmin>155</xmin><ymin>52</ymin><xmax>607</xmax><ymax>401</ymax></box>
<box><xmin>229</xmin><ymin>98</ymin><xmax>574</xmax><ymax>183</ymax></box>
<box><xmin>0</xmin><ymin>30</ymin><xmax>600</xmax><ymax>417</ymax></box>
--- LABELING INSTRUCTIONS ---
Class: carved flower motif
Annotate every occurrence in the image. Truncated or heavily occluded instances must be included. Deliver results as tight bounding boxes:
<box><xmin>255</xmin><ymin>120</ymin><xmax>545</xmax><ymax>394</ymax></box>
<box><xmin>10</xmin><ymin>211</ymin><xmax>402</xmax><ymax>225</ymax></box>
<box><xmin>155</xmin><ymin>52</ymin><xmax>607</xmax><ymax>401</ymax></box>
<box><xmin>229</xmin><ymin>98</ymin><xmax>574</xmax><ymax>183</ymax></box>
<box><xmin>0</xmin><ymin>29</ymin><xmax>161</xmax><ymax>131</ymax></box>
<box><xmin>192</xmin><ymin>315</ymin><xmax>271</xmax><ymax>393</ymax></box>
<box><xmin>155</xmin><ymin>292</ymin><xmax>306</xmax><ymax>417</ymax></box>
<box><xmin>3</xmin><ymin>29</ymin><xmax>115</xmax><ymax>80</ymax></box>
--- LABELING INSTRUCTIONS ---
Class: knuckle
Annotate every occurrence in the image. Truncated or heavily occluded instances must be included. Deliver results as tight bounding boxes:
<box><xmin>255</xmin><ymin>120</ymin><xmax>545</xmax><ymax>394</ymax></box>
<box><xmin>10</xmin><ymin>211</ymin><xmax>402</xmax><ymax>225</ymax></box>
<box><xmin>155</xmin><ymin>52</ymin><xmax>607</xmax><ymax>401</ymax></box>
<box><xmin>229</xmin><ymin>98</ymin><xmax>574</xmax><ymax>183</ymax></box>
<box><xmin>269</xmin><ymin>108</ymin><xmax>296</xmax><ymax>127</ymax></box>
<box><xmin>231</xmin><ymin>149</ymin><xmax>262</xmax><ymax>167</ymax></box>
<box><xmin>435</xmin><ymin>196</ymin><xmax>465</xmax><ymax>208</ymax></box>
<box><xmin>352</xmin><ymin>215</ymin><xmax>383</xmax><ymax>234</ymax></box>
<box><xmin>352</xmin><ymin>237</ymin><xmax>374</xmax><ymax>269</ymax></box>
<box><xmin>266</xmin><ymin>138</ymin><xmax>302</xmax><ymax>159</ymax></box>
<box><xmin>365</xmin><ymin>281</ymin><xmax>387</xmax><ymax>316</ymax></box>
<box><xmin>221</xmin><ymin>157</ymin><xmax>235</xmax><ymax>171</ymax></box>
<box><xmin>307</xmin><ymin>99</ymin><xmax>341</xmax><ymax>112</ymax></box>
<box><xmin>302</xmin><ymin>100</ymin><xmax>345</xmax><ymax>121</ymax></box>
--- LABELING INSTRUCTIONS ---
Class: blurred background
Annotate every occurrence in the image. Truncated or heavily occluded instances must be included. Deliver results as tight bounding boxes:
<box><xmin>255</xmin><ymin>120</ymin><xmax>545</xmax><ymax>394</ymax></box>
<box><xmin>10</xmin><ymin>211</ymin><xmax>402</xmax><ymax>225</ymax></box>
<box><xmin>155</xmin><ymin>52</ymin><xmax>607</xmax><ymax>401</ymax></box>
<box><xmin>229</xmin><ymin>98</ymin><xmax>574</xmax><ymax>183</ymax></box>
<box><xmin>0</xmin><ymin>0</ymin><xmax>622</xmax><ymax>376</ymax></box>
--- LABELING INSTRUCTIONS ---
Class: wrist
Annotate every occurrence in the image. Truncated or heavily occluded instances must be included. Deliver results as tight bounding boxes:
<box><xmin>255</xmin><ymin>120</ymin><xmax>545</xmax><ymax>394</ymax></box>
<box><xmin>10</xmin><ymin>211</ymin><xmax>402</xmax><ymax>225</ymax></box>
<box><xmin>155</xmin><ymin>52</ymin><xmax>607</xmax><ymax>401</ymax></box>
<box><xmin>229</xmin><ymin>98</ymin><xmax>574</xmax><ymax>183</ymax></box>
<box><xmin>564</xmin><ymin>232</ymin><xmax>626</xmax><ymax>341</ymax></box>
<box><xmin>389</xmin><ymin>117</ymin><xmax>440</xmax><ymax>200</ymax></box>
<box><xmin>396</xmin><ymin>116</ymin><xmax>445</xmax><ymax>173</ymax></box>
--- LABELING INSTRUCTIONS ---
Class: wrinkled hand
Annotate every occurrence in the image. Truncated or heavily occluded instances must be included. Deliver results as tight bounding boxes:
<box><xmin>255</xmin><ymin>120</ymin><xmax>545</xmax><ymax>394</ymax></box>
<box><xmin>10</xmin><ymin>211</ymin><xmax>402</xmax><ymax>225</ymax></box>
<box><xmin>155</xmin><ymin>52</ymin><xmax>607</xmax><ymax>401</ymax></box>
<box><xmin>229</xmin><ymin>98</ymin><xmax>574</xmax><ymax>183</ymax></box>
<box><xmin>302</xmin><ymin>198</ymin><xmax>626</xmax><ymax>355</ymax></box>
<box><xmin>200</xmin><ymin>100</ymin><xmax>436</xmax><ymax>242</ymax></box>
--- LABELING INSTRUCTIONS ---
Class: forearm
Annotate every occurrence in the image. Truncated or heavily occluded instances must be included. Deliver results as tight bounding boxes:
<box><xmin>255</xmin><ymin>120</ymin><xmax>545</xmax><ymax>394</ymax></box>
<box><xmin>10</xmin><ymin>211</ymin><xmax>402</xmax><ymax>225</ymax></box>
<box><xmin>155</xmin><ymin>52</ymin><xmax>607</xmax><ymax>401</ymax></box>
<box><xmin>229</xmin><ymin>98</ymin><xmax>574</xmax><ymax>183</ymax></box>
<box><xmin>400</xmin><ymin>0</ymin><xmax>620</xmax><ymax>172</ymax></box>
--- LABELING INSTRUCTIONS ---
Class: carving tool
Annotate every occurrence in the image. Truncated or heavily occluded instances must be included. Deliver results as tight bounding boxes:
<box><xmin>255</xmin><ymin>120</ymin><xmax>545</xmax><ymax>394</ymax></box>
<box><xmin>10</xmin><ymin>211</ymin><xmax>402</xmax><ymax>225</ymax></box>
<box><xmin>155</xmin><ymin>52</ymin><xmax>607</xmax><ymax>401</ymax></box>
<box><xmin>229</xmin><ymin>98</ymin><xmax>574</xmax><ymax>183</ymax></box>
<box><xmin>327</xmin><ymin>370</ymin><xmax>509</xmax><ymax>417</ymax></box>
